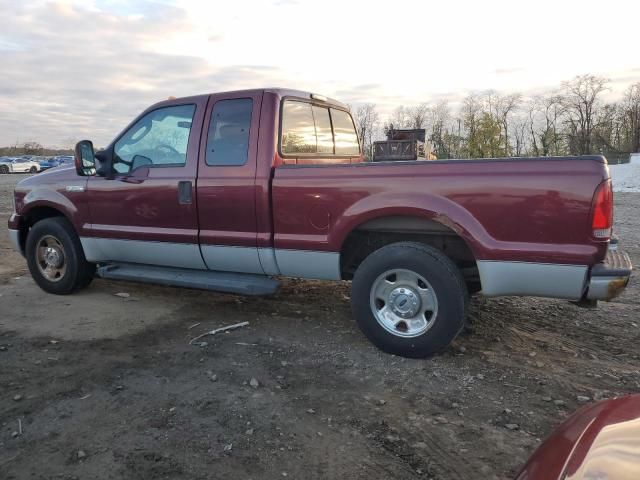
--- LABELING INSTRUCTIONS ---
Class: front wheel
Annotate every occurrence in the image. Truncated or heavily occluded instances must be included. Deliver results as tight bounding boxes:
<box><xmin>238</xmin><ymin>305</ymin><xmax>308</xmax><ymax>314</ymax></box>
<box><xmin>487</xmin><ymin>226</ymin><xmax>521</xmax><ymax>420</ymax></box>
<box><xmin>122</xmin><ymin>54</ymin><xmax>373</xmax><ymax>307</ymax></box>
<box><xmin>351</xmin><ymin>242</ymin><xmax>467</xmax><ymax>358</ymax></box>
<box><xmin>26</xmin><ymin>217</ymin><xmax>96</xmax><ymax>294</ymax></box>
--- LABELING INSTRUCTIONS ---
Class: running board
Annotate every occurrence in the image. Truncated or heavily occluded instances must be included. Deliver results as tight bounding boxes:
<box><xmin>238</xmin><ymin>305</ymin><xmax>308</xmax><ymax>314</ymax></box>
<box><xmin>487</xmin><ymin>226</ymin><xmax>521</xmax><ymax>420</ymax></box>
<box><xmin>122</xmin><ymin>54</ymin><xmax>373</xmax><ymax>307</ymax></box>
<box><xmin>96</xmin><ymin>263</ymin><xmax>280</xmax><ymax>296</ymax></box>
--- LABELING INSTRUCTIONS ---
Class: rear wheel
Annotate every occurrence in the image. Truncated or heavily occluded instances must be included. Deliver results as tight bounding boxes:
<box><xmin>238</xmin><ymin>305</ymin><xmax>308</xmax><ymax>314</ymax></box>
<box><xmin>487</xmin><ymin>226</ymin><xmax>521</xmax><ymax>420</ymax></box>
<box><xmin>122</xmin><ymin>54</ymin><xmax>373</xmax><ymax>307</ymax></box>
<box><xmin>0</xmin><ymin>165</ymin><xmax>9</xmax><ymax>174</ymax></box>
<box><xmin>351</xmin><ymin>242</ymin><xmax>467</xmax><ymax>358</ymax></box>
<box><xmin>26</xmin><ymin>217</ymin><xmax>95</xmax><ymax>294</ymax></box>
<box><xmin>29</xmin><ymin>166</ymin><xmax>38</xmax><ymax>173</ymax></box>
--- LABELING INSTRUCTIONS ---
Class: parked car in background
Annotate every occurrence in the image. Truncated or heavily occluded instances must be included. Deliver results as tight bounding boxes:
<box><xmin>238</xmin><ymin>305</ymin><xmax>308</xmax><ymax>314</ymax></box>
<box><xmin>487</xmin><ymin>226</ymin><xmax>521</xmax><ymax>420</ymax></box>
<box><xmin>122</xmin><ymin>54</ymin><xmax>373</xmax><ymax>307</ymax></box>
<box><xmin>0</xmin><ymin>157</ymin><xmax>17</xmax><ymax>173</ymax></box>
<box><xmin>516</xmin><ymin>394</ymin><xmax>640</xmax><ymax>479</ymax></box>
<box><xmin>56</xmin><ymin>155</ymin><xmax>74</xmax><ymax>165</ymax></box>
<box><xmin>39</xmin><ymin>157</ymin><xmax>60</xmax><ymax>171</ymax></box>
<box><xmin>0</xmin><ymin>157</ymin><xmax>41</xmax><ymax>174</ymax></box>
<box><xmin>38</xmin><ymin>156</ymin><xmax>73</xmax><ymax>171</ymax></box>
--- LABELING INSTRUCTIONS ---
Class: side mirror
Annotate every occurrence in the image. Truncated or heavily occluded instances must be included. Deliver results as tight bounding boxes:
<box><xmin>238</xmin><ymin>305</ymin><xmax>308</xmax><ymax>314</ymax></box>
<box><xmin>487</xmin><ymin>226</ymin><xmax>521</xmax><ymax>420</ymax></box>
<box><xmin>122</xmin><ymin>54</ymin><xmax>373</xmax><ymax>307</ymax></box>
<box><xmin>74</xmin><ymin>140</ymin><xmax>96</xmax><ymax>176</ymax></box>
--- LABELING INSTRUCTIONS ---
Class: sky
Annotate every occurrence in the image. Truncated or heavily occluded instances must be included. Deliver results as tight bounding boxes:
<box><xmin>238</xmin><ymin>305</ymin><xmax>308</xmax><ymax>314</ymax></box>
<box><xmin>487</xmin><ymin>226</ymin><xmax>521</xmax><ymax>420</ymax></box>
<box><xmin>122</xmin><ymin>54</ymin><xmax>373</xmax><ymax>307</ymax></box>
<box><xmin>1</xmin><ymin>0</ymin><xmax>639</xmax><ymax>147</ymax></box>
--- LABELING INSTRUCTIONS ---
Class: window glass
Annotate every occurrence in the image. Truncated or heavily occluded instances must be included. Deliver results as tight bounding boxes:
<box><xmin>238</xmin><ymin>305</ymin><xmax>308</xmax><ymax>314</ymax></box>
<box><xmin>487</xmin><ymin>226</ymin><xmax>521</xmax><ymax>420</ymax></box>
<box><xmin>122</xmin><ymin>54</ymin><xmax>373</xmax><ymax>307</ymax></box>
<box><xmin>282</xmin><ymin>101</ymin><xmax>316</xmax><ymax>154</ymax></box>
<box><xmin>114</xmin><ymin>104</ymin><xmax>195</xmax><ymax>173</ymax></box>
<box><xmin>206</xmin><ymin>98</ymin><xmax>253</xmax><ymax>166</ymax></box>
<box><xmin>331</xmin><ymin>109</ymin><xmax>360</xmax><ymax>155</ymax></box>
<box><xmin>312</xmin><ymin>105</ymin><xmax>333</xmax><ymax>154</ymax></box>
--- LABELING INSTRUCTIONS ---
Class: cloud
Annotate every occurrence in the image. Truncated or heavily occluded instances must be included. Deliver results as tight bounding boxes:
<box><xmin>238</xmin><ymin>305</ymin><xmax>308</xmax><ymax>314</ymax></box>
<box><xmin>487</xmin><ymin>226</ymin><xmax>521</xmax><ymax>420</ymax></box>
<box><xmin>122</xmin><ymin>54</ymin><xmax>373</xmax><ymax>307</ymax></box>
<box><xmin>494</xmin><ymin>67</ymin><xmax>525</xmax><ymax>75</ymax></box>
<box><xmin>0</xmin><ymin>1</ymin><xmax>286</xmax><ymax>147</ymax></box>
<box><xmin>1</xmin><ymin>0</ymin><xmax>639</xmax><ymax>147</ymax></box>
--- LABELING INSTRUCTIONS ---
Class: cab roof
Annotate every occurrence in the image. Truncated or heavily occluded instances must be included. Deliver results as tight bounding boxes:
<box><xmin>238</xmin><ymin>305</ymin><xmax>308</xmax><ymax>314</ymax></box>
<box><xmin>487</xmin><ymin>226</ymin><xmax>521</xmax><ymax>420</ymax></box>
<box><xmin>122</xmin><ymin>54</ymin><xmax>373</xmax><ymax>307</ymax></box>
<box><xmin>153</xmin><ymin>88</ymin><xmax>348</xmax><ymax>111</ymax></box>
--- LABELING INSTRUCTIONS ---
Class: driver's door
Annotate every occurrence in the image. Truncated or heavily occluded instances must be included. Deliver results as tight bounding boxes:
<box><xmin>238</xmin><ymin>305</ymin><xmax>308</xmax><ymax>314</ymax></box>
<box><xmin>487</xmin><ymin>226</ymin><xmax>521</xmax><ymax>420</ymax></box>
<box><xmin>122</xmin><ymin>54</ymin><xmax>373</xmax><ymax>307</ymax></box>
<box><xmin>85</xmin><ymin>98</ymin><xmax>208</xmax><ymax>270</ymax></box>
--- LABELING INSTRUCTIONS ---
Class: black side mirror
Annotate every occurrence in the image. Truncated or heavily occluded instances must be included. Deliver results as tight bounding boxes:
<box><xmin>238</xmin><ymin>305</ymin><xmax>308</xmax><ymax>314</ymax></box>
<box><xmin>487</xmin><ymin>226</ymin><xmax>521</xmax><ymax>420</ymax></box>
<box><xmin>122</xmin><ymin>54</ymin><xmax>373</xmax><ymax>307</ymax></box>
<box><xmin>74</xmin><ymin>140</ymin><xmax>96</xmax><ymax>176</ymax></box>
<box><xmin>94</xmin><ymin>148</ymin><xmax>113</xmax><ymax>177</ymax></box>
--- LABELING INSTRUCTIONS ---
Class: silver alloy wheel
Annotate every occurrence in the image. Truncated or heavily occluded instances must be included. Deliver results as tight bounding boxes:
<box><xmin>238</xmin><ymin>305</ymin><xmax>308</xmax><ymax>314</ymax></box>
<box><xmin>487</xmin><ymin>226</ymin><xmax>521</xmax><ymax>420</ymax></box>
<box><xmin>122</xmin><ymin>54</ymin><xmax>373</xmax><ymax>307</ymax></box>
<box><xmin>35</xmin><ymin>235</ymin><xmax>67</xmax><ymax>282</ymax></box>
<box><xmin>369</xmin><ymin>268</ymin><xmax>438</xmax><ymax>338</ymax></box>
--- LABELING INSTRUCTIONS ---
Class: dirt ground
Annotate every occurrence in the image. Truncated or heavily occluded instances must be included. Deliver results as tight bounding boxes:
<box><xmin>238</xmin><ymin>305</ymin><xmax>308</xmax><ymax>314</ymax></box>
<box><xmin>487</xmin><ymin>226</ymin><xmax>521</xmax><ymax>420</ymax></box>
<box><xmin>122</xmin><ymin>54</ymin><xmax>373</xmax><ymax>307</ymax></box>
<box><xmin>1</xmin><ymin>173</ymin><xmax>638</xmax><ymax>480</ymax></box>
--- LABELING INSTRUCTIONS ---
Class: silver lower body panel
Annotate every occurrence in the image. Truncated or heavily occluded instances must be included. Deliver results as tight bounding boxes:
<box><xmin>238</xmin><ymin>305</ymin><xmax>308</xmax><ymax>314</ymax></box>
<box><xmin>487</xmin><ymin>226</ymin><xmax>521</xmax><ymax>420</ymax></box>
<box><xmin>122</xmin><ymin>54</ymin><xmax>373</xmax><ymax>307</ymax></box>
<box><xmin>477</xmin><ymin>260</ymin><xmax>588</xmax><ymax>300</ymax></box>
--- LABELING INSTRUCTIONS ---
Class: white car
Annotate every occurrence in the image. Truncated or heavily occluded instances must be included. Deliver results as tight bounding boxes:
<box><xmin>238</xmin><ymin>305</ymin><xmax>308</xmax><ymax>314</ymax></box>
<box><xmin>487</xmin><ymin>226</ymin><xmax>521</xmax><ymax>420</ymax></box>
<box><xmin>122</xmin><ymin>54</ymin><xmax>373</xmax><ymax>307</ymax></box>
<box><xmin>0</xmin><ymin>157</ymin><xmax>41</xmax><ymax>174</ymax></box>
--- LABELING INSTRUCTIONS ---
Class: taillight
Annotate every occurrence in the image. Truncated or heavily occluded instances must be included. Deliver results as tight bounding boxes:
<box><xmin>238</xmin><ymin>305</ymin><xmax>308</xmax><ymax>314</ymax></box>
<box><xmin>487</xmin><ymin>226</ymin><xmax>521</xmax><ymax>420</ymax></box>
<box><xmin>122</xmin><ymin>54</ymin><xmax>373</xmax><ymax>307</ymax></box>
<box><xmin>591</xmin><ymin>180</ymin><xmax>613</xmax><ymax>239</ymax></box>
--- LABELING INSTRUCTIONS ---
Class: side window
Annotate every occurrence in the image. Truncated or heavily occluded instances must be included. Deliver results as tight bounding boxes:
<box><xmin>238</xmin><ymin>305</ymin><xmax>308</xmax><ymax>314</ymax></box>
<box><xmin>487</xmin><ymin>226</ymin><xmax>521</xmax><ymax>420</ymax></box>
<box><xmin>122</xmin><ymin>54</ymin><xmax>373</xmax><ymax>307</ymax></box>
<box><xmin>330</xmin><ymin>108</ymin><xmax>360</xmax><ymax>155</ymax></box>
<box><xmin>206</xmin><ymin>98</ymin><xmax>253</xmax><ymax>166</ymax></box>
<box><xmin>114</xmin><ymin>104</ymin><xmax>195</xmax><ymax>174</ymax></box>
<box><xmin>281</xmin><ymin>101</ymin><xmax>316</xmax><ymax>154</ymax></box>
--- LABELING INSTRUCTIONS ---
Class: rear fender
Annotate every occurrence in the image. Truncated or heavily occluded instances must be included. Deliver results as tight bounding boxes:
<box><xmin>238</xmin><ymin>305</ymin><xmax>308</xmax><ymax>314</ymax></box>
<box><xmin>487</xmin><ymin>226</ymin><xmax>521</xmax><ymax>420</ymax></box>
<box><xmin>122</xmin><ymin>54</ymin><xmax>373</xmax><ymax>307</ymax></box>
<box><xmin>331</xmin><ymin>191</ymin><xmax>490</xmax><ymax>258</ymax></box>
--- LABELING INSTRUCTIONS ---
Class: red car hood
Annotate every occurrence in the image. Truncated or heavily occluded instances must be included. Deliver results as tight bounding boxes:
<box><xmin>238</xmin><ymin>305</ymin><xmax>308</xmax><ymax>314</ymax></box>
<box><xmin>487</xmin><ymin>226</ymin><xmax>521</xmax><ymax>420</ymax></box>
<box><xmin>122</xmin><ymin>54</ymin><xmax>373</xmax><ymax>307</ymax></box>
<box><xmin>516</xmin><ymin>394</ymin><xmax>640</xmax><ymax>480</ymax></box>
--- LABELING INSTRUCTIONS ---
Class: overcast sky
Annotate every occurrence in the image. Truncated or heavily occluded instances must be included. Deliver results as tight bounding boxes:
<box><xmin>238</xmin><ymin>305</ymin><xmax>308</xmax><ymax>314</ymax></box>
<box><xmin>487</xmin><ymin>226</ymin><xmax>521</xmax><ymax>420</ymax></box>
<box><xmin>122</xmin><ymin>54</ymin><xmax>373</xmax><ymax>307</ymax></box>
<box><xmin>1</xmin><ymin>0</ymin><xmax>639</xmax><ymax>147</ymax></box>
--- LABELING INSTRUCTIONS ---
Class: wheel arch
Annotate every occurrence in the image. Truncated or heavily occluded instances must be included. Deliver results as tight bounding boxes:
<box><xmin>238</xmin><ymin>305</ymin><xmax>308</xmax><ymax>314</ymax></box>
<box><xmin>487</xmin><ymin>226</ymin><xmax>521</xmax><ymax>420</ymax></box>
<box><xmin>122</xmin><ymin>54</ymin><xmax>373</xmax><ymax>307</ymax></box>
<box><xmin>338</xmin><ymin>212</ymin><xmax>482</xmax><ymax>292</ymax></box>
<box><xmin>18</xmin><ymin>203</ymin><xmax>74</xmax><ymax>253</ymax></box>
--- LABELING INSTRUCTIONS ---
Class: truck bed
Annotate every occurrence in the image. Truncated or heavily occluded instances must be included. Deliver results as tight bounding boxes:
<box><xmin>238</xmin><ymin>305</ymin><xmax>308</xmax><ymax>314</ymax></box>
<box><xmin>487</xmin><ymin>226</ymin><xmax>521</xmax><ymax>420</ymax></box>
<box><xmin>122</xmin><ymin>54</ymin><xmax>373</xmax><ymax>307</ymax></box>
<box><xmin>271</xmin><ymin>155</ymin><xmax>610</xmax><ymax>266</ymax></box>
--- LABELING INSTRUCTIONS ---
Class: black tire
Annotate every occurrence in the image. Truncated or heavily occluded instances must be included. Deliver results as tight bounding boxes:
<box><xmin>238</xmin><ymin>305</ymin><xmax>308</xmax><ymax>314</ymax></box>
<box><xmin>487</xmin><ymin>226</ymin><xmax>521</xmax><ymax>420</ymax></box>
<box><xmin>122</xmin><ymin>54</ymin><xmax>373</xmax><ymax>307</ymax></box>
<box><xmin>29</xmin><ymin>166</ymin><xmax>38</xmax><ymax>173</ymax></box>
<box><xmin>0</xmin><ymin>165</ymin><xmax>9</xmax><ymax>174</ymax></box>
<box><xmin>351</xmin><ymin>242</ymin><xmax>467</xmax><ymax>358</ymax></box>
<box><xmin>26</xmin><ymin>217</ymin><xmax>96</xmax><ymax>295</ymax></box>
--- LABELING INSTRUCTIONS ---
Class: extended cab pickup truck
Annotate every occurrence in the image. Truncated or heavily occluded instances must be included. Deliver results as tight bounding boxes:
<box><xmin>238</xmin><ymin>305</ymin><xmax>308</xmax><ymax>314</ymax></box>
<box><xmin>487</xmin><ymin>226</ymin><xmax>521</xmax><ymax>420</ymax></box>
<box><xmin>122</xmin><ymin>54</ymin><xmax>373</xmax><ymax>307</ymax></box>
<box><xmin>7</xmin><ymin>88</ymin><xmax>633</xmax><ymax>358</ymax></box>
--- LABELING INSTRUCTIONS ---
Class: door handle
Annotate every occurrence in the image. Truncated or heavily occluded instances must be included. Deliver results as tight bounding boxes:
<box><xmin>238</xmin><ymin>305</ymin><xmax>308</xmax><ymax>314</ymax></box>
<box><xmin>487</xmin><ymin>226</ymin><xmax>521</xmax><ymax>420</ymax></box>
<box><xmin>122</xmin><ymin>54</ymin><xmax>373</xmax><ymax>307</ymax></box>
<box><xmin>178</xmin><ymin>181</ymin><xmax>193</xmax><ymax>205</ymax></box>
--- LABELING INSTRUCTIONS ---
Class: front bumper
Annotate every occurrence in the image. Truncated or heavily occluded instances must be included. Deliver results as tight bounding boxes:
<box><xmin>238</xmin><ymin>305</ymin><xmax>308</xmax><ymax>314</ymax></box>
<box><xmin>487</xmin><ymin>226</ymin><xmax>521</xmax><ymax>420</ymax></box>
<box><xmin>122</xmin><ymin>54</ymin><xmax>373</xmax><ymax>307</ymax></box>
<box><xmin>8</xmin><ymin>229</ymin><xmax>21</xmax><ymax>255</ymax></box>
<box><xmin>586</xmin><ymin>249</ymin><xmax>633</xmax><ymax>301</ymax></box>
<box><xmin>7</xmin><ymin>213</ymin><xmax>24</xmax><ymax>256</ymax></box>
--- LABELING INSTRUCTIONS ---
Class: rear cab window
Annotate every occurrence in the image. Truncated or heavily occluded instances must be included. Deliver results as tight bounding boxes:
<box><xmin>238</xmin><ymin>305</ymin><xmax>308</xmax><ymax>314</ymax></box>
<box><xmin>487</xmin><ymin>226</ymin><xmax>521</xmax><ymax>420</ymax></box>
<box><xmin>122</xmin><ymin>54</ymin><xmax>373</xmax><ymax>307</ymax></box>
<box><xmin>330</xmin><ymin>108</ymin><xmax>359</xmax><ymax>155</ymax></box>
<box><xmin>280</xmin><ymin>99</ymin><xmax>360</xmax><ymax>165</ymax></box>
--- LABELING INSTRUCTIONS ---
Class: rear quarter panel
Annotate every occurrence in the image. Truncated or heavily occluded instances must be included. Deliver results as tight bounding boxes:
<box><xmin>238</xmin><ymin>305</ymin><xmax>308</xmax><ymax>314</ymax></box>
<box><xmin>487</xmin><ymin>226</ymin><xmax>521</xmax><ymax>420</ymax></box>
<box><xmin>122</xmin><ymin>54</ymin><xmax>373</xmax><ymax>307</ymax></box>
<box><xmin>271</xmin><ymin>157</ymin><xmax>609</xmax><ymax>265</ymax></box>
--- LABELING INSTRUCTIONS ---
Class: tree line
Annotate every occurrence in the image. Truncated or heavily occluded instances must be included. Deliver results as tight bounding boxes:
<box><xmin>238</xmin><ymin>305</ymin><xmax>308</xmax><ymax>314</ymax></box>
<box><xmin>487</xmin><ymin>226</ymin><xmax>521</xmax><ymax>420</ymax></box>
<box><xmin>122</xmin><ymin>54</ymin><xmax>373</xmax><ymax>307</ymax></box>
<box><xmin>0</xmin><ymin>142</ymin><xmax>73</xmax><ymax>157</ymax></box>
<box><xmin>354</xmin><ymin>75</ymin><xmax>640</xmax><ymax>162</ymax></box>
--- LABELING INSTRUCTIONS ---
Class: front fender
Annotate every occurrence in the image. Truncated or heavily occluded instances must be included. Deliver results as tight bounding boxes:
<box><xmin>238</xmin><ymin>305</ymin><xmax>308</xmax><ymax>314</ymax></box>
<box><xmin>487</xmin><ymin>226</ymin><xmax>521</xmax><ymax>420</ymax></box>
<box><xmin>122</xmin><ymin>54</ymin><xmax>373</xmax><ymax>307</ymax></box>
<box><xmin>18</xmin><ymin>180</ymin><xmax>90</xmax><ymax>235</ymax></box>
<box><xmin>21</xmin><ymin>191</ymin><xmax>78</xmax><ymax>220</ymax></box>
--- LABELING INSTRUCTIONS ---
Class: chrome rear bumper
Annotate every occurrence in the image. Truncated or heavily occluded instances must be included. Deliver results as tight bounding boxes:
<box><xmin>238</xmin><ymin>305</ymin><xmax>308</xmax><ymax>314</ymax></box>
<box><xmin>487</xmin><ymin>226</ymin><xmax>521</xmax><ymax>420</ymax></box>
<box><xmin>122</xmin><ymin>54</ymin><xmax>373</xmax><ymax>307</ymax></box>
<box><xmin>586</xmin><ymin>249</ymin><xmax>632</xmax><ymax>301</ymax></box>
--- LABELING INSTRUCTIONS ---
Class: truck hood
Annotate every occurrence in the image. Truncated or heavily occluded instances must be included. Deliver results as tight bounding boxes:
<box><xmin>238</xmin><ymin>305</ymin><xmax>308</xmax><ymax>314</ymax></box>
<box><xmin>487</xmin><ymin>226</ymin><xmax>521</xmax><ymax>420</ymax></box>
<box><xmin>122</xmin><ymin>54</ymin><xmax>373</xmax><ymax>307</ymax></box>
<box><xmin>15</xmin><ymin>163</ymin><xmax>77</xmax><ymax>190</ymax></box>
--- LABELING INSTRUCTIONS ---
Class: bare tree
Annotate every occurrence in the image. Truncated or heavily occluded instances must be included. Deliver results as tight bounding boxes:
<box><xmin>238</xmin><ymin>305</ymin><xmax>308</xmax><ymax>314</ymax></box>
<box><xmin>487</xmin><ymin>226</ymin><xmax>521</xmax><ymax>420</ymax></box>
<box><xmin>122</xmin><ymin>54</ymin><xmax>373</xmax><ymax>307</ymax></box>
<box><xmin>561</xmin><ymin>74</ymin><xmax>609</xmax><ymax>155</ymax></box>
<box><xmin>461</xmin><ymin>93</ymin><xmax>484</xmax><ymax>158</ymax></box>
<box><xmin>354</xmin><ymin>104</ymin><xmax>380</xmax><ymax>160</ymax></box>
<box><xmin>22</xmin><ymin>141</ymin><xmax>44</xmax><ymax>155</ymax></box>
<box><xmin>622</xmin><ymin>82</ymin><xmax>640</xmax><ymax>153</ymax></box>
<box><xmin>527</xmin><ymin>94</ymin><xmax>566</xmax><ymax>156</ymax></box>
<box><xmin>428</xmin><ymin>101</ymin><xmax>454</xmax><ymax>158</ymax></box>
<box><xmin>407</xmin><ymin>103</ymin><xmax>430</xmax><ymax>129</ymax></box>
<box><xmin>510</xmin><ymin>114</ymin><xmax>529</xmax><ymax>156</ymax></box>
<box><xmin>389</xmin><ymin>106</ymin><xmax>410</xmax><ymax>129</ymax></box>
<box><xmin>494</xmin><ymin>93</ymin><xmax>522</xmax><ymax>156</ymax></box>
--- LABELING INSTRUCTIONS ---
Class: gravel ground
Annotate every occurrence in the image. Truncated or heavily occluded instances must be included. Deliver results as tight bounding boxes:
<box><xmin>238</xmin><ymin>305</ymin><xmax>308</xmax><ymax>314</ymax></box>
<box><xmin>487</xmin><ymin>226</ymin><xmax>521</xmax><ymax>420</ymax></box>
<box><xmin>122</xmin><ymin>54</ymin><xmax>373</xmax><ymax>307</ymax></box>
<box><xmin>0</xmin><ymin>172</ymin><xmax>638</xmax><ymax>479</ymax></box>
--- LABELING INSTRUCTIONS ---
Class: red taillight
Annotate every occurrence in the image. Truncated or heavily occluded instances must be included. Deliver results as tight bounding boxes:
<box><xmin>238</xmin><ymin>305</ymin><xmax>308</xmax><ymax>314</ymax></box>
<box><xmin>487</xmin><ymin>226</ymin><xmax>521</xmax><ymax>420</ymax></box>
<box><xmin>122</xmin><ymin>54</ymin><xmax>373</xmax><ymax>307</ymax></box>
<box><xmin>591</xmin><ymin>180</ymin><xmax>613</xmax><ymax>239</ymax></box>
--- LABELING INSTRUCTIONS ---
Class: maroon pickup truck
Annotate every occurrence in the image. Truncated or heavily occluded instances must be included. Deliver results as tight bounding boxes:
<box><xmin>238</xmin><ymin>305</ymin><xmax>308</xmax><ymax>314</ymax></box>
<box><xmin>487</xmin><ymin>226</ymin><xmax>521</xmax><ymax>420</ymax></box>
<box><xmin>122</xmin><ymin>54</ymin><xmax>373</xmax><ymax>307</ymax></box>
<box><xmin>7</xmin><ymin>88</ymin><xmax>632</xmax><ymax>358</ymax></box>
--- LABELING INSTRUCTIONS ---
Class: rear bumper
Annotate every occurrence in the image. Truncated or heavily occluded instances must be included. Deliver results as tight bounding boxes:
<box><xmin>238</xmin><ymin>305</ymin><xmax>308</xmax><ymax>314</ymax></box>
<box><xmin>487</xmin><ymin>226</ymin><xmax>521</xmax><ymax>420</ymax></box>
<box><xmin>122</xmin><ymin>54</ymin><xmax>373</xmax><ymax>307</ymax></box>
<box><xmin>586</xmin><ymin>249</ymin><xmax>632</xmax><ymax>301</ymax></box>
